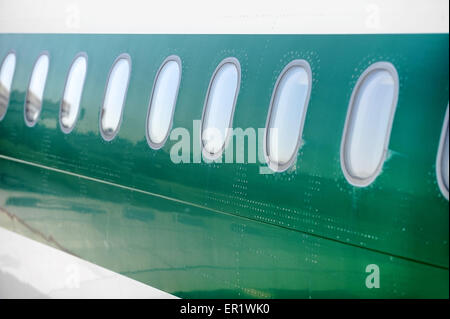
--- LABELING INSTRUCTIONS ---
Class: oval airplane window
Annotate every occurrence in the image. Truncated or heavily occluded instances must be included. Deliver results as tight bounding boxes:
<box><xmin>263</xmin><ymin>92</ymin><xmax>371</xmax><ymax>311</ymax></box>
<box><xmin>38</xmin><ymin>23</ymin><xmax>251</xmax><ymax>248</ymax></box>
<box><xmin>341</xmin><ymin>62</ymin><xmax>399</xmax><ymax>187</ymax></box>
<box><xmin>201</xmin><ymin>57</ymin><xmax>240</xmax><ymax>159</ymax></box>
<box><xmin>436</xmin><ymin>105</ymin><xmax>449</xmax><ymax>200</ymax></box>
<box><xmin>60</xmin><ymin>53</ymin><xmax>87</xmax><ymax>133</ymax></box>
<box><xmin>0</xmin><ymin>52</ymin><xmax>16</xmax><ymax>121</ymax></box>
<box><xmin>146</xmin><ymin>56</ymin><xmax>181</xmax><ymax>149</ymax></box>
<box><xmin>24</xmin><ymin>53</ymin><xmax>49</xmax><ymax>126</ymax></box>
<box><xmin>100</xmin><ymin>54</ymin><xmax>131</xmax><ymax>141</ymax></box>
<box><xmin>264</xmin><ymin>60</ymin><xmax>312</xmax><ymax>172</ymax></box>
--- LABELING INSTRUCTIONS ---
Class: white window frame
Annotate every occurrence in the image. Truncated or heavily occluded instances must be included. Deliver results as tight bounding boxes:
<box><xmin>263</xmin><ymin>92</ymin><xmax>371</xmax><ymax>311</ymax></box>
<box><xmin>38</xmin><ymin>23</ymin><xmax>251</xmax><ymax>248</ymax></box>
<box><xmin>0</xmin><ymin>50</ymin><xmax>17</xmax><ymax>121</ymax></box>
<box><xmin>99</xmin><ymin>53</ymin><xmax>131</xmax><ymax>141</ymax></box>
<box><xmin>340</xmin><ymin>61</ymin><xmax>399</xmax><ymax>187</ymax></box>
<box><xmin>59</xmin><ymin>52</ymin><xmax>88</xmax><ymax>134</ymax></box>
<box><xmin>200</xmin><ymin>57</ymin><xmax>241</xmax><ymax>161</ymax></box>
<box><xmin>436</xmin><ymin>104</ymin><xmax>449</xmax><ymax>200</ymax></box>
<box><xmin>263</xmin><ymin>59</ymin><xmax>312</xmax><ymax>173</ymax></box>
<box><xmin>24</xmin><ymin>51</ymin><xmax>50</xmax><ymax>127</ymax></box>
<box><xmin>145</xmin><ymin>55</ymin><xmax>182</xmax><ymax>150</ymax></box>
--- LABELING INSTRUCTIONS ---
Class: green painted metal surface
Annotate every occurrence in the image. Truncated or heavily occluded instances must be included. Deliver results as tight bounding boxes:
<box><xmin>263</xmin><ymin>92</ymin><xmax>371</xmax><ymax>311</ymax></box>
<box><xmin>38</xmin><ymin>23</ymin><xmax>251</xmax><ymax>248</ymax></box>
<box><xmin>0</xmin><ymin>34</ymin><xmax>448</xmax><ymax>298</ymax></box>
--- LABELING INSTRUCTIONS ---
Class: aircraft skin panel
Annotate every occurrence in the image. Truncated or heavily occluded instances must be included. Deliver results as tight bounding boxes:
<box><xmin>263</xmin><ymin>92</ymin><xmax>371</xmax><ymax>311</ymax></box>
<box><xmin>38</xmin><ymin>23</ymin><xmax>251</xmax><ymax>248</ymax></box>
<box><xmin>0</xmin><ymin>157</ymin><xmax>448</xmax><ymax>298</ymax></box>
<box><xmin>0</xmin><ymin>33</ymin><xmax>448</xmax><ymax>298</ymax></box>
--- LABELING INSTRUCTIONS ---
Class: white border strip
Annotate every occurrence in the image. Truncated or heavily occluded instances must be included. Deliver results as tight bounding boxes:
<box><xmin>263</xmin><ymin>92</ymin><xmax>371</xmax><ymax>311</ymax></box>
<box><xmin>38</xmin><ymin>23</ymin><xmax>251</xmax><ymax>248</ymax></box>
<box><xmin>0</xmin><ymin>0</ymin><xmax>448</xmax><ymax>34</ymax></box>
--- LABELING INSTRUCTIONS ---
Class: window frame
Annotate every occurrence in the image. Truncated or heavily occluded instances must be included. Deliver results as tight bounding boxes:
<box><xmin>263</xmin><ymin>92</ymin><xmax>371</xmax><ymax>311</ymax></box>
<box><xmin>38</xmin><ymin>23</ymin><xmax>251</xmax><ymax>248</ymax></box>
<box><xmin>24</xmin><ymin>51</ymin><xmax>50</xmax><ymax>127</ymax></box>
<box><xmin>99</xmin><ymin>53</ymin><xmax>132</xmax><ymax>142</ymax></box>
<box><xmin>263</xmin><ymin>59</ymin><xmax>313</xmax><ymax>173</ymax></box>
<box><xmin>145</xmin><ymin>55</ymin><xmax>182</xmax><ymax>150</ymax></box>
<box><xmin>340</xmin><ymin>61</ymin><xmax>399</xmax><ymax>187</ymax></box>
<box><xmin>436</xmin><ymin>104</ymin><xmax>449</xmax><ymax>200</ymax></box>
<box><xmin>59</xmin><ymin>52</ymin><xmax>88</xmax><ymax>134</ymax></box>
<box><xmin>200</xmin><ymin>57</ymin><xmax>241</xmax><ymax>160</ymax></box>
<box><xmin>0</xmin><ymin>50</ymin><xmax>17</xmax><ymax>121</ymax></box>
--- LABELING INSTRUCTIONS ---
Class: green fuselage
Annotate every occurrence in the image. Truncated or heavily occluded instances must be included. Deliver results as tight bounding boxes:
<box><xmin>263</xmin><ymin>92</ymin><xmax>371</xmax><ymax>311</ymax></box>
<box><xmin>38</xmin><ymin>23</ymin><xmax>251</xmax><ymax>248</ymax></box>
<box><xmin>0</xmin><ymin>34</ymin><xmax>448</xmax><ymax>298</ymax></box>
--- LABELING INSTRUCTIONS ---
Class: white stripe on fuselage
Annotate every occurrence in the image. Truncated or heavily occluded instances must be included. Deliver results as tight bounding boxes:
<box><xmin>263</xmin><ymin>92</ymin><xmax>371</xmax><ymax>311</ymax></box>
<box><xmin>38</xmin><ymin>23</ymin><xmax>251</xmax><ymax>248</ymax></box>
<box><xmin>0</xmin><ymin>0</ymin><xmax>448</xmax><ymax>34</ymax></box>
<box><xmin>0</xmin><ymin>226</ymin><xmax>178</xmax><ymax>299</ymax></box>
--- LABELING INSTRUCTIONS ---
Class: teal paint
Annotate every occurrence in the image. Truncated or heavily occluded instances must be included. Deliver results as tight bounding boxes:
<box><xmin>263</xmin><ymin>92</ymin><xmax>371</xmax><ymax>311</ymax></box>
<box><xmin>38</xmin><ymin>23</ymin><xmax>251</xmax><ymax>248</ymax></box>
<box><xmin>0</xmin><ymin>34</ymin><xmax>448</xmax><ymax>298</ymax></box>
